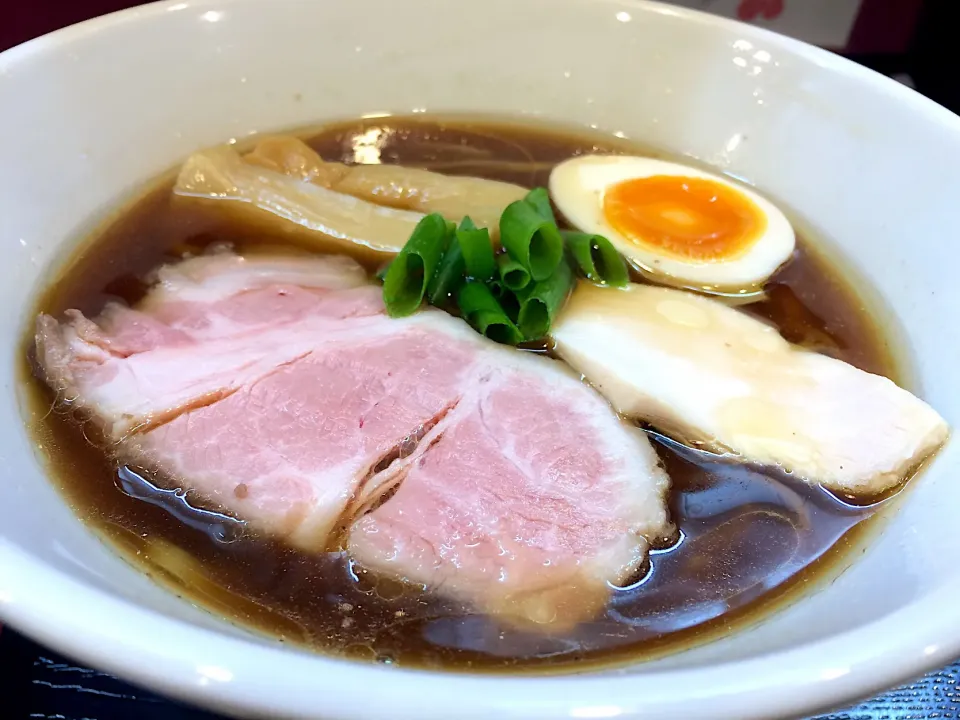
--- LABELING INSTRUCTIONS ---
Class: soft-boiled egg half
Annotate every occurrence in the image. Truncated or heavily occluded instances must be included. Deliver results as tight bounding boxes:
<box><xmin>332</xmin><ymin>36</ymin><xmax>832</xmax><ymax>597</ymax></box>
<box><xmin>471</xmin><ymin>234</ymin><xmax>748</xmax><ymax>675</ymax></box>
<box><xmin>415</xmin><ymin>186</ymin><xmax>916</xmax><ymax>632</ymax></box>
<box><xmin>549</xmin><ymin>155</ymin><xmax>796</xmax><ymax>292</ymax></box>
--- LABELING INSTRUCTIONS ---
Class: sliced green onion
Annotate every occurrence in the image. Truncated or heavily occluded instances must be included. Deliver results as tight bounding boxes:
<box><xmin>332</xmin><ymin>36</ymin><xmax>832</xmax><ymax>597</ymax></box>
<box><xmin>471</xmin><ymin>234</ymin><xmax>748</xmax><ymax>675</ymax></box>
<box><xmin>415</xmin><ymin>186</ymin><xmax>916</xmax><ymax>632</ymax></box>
<box><xmin>524</xmin><ymin>187</ymin><xmax>556</xmax><ymax>223</ymax></box>
<box><xmin>563</xmin><ymin>231</ymin><xmax>629</xmax><ymax>287</ymax></box>
<box><xmin>458</xmin><ymin>280</ymin><xmax>504</xmax><ymax>321</ymax></box>
<box><xmin>517</xmin><ymin>258</ymin><xmax>575</xmax><ymax>340</ymax></box>
<box><xmin>457</xmin><ymin>217</ymin><xmax>496</xmax><ymax>280</ymax></box>
<box><xmin>488</xmin><ymin>278</ymin><xmax>520</xmax><ymax>323</ymax></box>
<box><xmin>496</xmin><ymin>253</ymin><xmax>532</xmax><ymax>292</ymax></box>
<box><xmin>426</xmin><ymin>240</ymin><xmax>465</xmax><ymax>306</ymax></box>
<box><xmin>382</xmin><ymin>213</ymin><xmax>452</xmax><ymax>317</ymax></box>
<box><xmin>375</xmin><ymin>260</ymin><xmax>393</xmax><ymax>282</ymax></box>
<box><xmin>381</xmin><ymin>189</ymin><xmax>582</xmax><ymax>344</ymax></box>
<box><xmin>499</xmin><ymin>200</ymin><xmax>564</xmax><ymax>282</ymax></box>
<box><xmin>471</xmin><ymin>310</ymin><xmax>525</xmax><ymax>346</ymax></box>
<box><xmin>487</xmin><ymin>278</ymin><xmax>507</xmax><ymax>302</ymax></box>
<box><xmin>457</xmin><ymin>281</ymin><xmax>523</xmax><ymax>345</ymax></box>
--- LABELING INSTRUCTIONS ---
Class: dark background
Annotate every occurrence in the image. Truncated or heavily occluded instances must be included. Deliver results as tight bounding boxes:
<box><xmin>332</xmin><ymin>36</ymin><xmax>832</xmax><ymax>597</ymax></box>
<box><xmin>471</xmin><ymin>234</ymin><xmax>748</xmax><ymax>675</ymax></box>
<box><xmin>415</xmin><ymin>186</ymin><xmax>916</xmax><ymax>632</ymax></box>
<box><xmin>1</xmin><ymin>1</ymin><xmax>958</xmax><ymax>718</ymax></box>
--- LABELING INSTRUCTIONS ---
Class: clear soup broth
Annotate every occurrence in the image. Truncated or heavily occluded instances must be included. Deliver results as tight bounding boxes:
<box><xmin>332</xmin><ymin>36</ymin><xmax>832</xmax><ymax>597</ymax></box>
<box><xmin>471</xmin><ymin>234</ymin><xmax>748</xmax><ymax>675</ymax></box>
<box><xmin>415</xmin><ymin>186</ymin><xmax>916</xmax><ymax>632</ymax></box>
<box><xmin>23</xmin><ymin>117</ymin><xmax>901</xmax><ymax>672</ymax></box>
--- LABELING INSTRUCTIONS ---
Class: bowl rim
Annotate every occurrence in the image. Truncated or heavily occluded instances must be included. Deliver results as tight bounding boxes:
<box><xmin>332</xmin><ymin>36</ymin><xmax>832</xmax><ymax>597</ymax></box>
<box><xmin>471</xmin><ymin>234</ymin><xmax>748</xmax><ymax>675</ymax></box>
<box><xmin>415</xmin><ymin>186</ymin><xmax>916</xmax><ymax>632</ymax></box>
<box><xmin>1</xmin><ymin>1</ymin><xmax>958</xmax><ymax>718</ymax></box>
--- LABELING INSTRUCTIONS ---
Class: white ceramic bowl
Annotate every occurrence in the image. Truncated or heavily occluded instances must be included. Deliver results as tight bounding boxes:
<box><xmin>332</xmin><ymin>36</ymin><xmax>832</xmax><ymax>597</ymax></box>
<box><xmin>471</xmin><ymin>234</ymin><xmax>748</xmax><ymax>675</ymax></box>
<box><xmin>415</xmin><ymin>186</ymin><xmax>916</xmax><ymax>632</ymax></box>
<box><xmin>1</xmin><ymin>1</ymin><xmax>958</xmax><ymax>718</ymax></box>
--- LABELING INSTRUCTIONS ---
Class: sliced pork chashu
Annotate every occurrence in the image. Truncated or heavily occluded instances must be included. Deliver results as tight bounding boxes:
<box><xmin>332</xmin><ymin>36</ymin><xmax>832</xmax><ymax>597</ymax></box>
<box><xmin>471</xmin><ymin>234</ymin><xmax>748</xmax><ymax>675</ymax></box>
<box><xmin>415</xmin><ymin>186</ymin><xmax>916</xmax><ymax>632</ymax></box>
<box><xmin>348</xmin><ymin>347</ymin><xmax>670</xmax><ymax>627</ymax></box>
<box><xmin>35</xmin><ymin>252</ymin><xmax>672</xmax><ymax>626</ymax></box>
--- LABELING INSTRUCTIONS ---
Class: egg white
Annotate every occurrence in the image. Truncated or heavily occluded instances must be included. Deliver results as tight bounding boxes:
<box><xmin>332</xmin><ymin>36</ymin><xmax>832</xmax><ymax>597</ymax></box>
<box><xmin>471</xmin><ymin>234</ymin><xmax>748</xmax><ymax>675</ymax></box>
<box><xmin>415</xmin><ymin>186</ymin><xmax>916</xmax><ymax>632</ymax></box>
<box><xmin>549</xmin><ymin>155</ymin><xmax>796</xmax><ymax>291</ymax></box>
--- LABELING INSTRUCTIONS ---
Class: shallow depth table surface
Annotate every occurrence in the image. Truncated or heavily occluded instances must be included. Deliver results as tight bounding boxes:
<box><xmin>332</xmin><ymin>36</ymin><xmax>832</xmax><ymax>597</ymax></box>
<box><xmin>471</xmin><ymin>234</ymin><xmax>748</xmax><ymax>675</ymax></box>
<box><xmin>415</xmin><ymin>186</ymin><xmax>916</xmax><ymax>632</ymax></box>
<box><xmin>1</xmin><ymin>628</ymin><xmax>959</xmax><ymax>719</ymax></box>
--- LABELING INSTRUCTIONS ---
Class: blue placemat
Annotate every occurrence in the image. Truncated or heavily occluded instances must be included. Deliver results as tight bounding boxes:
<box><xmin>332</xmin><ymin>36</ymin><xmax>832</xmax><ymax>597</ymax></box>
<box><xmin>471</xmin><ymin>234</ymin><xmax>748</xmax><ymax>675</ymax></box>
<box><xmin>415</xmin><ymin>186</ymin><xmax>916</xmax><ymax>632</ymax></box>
<box><xmin>1</xmin><ymin>628</ymin><xmax>958</xmax><ymax>719</ymax></box>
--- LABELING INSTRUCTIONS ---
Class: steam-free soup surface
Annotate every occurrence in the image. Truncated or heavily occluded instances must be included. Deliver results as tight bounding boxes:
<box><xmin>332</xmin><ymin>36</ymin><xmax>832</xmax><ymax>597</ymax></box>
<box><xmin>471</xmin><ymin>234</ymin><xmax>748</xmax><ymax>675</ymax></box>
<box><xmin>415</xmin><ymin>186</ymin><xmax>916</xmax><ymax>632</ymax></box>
<box><xmin>24</xmin><ymin>118</ymin><xmax>899</xmax><ymax>671</ymax></box>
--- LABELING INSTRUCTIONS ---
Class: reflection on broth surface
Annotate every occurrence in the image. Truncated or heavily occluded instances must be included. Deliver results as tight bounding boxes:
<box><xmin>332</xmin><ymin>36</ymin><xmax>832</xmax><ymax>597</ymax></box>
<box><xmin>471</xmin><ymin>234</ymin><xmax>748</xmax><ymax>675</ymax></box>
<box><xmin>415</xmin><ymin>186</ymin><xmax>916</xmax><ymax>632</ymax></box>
<box><xmin>23</xmin><ymin>117</ymin><xmax>906</xmax><ymax>671</ymax></box>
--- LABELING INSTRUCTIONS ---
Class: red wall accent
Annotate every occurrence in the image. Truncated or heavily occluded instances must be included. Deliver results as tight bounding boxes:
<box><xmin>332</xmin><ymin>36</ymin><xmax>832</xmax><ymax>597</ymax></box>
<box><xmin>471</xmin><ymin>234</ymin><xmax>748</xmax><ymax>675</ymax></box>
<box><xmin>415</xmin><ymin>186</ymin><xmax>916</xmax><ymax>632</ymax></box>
<box><xmin>3</xmin><ymin>1</ymin><xmax>146</xmax><ymax>52</ymax></box>
<box><xmin>848</xmin><ymin>0</ymin><xmax>924</xmax><ymax>53</ymax></box>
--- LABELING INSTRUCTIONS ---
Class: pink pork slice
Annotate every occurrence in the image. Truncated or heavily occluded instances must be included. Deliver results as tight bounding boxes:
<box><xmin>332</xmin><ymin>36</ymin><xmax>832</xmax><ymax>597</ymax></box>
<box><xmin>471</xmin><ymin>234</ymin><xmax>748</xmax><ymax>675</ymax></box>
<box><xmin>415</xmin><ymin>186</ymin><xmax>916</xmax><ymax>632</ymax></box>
<box><xmin>347</xmin><ymin>347</ymin><xmax>670</xmax><ymax>626</ymax></box>
<box><xmin>35</xmin><ymin>251</ymin><xmax>671</xmax><ymax>624</ymax></box>
<box><xmin>36</xmin><ymin>253</ymin><xmax>386</xmax><ymax>437</ymax></box>
<box><xmin>37</xmin><ymin>253</ymin><xmax>479</xmax><ymax>548</ymax></box>
<box><xmin>123</xmin><ymin>319</ymin><xmax>479</xmax><ymax>548</ymax></box>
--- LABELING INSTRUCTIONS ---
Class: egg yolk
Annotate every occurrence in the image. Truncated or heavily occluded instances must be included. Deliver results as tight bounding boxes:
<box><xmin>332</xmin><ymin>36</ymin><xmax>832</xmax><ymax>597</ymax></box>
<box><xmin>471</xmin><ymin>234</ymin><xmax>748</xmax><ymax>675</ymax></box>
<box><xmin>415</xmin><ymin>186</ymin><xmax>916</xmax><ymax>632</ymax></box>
<box><xmin>602</xmin><ymin>175</ymin><xmax>767</xmax><ymax>262</ymax></box>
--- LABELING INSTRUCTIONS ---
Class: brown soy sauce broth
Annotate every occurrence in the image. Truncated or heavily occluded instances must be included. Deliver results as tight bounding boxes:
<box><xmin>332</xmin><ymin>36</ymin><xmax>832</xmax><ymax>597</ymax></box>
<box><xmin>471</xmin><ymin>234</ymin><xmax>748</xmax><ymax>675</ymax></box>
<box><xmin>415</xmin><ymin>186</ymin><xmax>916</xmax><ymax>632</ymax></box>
<box><xmin>22</xmin><ymin>117</ymin><xmax>899</xmax><ymax>671</ymax></box>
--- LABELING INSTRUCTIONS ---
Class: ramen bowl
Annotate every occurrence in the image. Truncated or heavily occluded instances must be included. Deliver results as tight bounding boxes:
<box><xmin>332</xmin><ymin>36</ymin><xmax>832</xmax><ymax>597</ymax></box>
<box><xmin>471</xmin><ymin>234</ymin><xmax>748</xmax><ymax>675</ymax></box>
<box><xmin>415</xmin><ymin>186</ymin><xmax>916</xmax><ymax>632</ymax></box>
<box><xmin>0</xmin><ymin>0</ymin><xmax>958</xmax><ymax>718</ymax></box>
